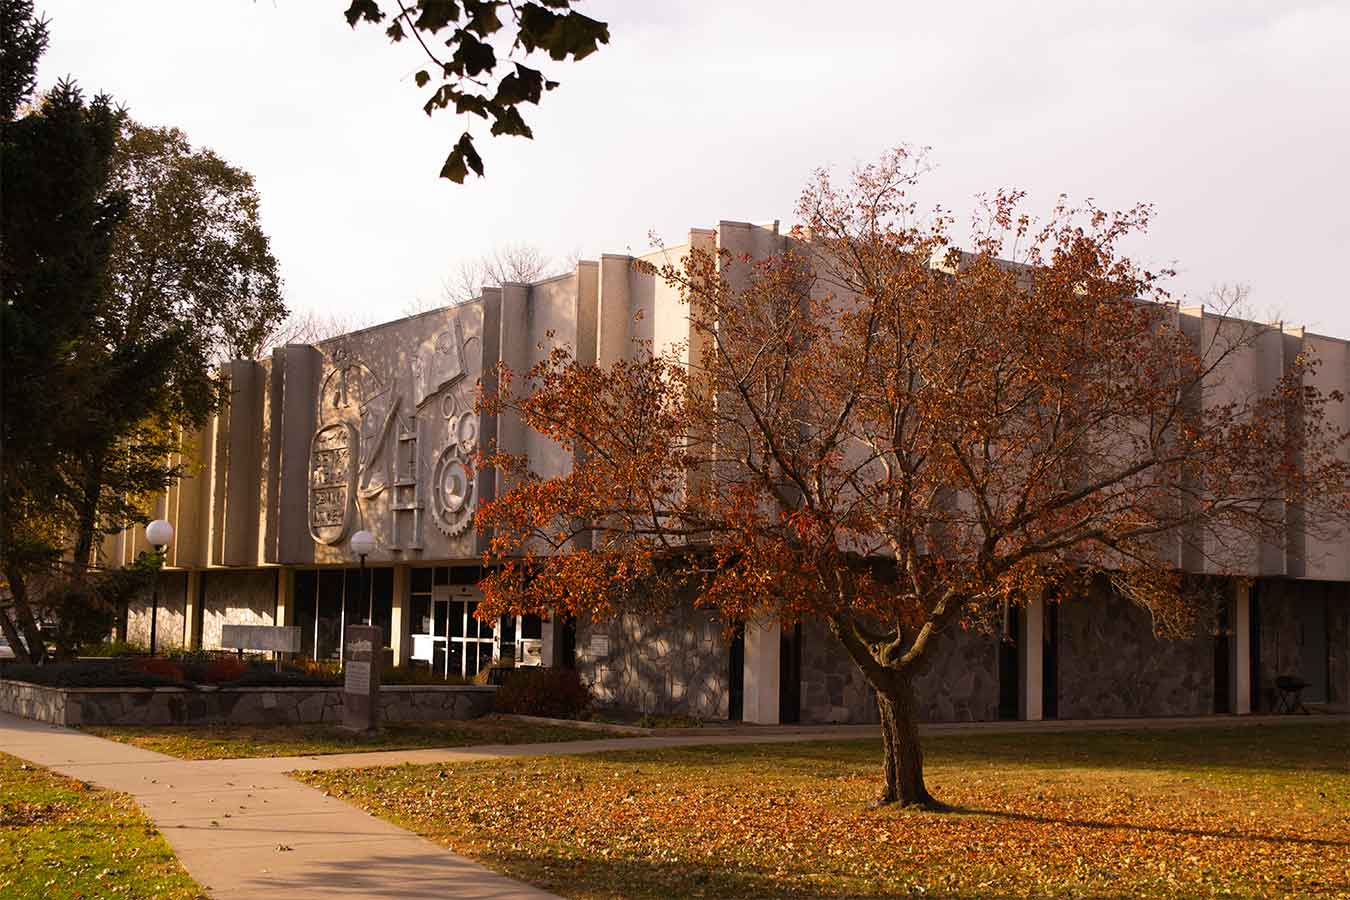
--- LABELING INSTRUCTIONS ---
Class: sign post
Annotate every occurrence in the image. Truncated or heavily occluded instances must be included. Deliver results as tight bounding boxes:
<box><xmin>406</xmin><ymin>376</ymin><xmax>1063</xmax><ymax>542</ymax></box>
<box><xmin>342</xmin><ymin>624</ymin><xmax>382</xmax><ymax>733</ymax></box>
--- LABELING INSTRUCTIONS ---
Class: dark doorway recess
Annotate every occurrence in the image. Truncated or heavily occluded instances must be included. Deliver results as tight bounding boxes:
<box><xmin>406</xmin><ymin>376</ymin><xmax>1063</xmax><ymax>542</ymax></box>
<box><xmin>1042</xmin><ymin>600</ymin><xmax>1059</xmax><ymax>720</ymax></box>
<box><xmin>1213</xmin><ymin>600</ymin><xmax>1231</xmax><ymax>714</ymax></box>
<box><xmin>1294</xmin><ymin>583</ymin><xmax>1329</xmax><ymax>703</ymax></box>
<box><xmin>998</xmin><ymin>605</ymin><xmax>1020</xmax><ymax>720</ymax></box>
<box><xmin>559</xmin><ymin>615</ymin><xmax>577</xmax><ymax>668</ymax></box>
<box><xmin>728</xmin><ymin>624</ymin><xmax>745</xmax><ymax>721</ymax></box>
<box><xmin>1250</xmin><ymin>581</ymin><xmax>1263</xmax><ymax>712</ymax></box>
<box><xmin>779</xmin><ymin>622</ymin><xmax>802</xmax><ymax>724</ymax></box>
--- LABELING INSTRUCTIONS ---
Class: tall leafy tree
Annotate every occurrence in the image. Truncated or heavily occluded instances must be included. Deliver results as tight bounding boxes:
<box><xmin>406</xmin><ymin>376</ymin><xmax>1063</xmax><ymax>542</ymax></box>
<box><xmin>345</xmin><ymin>0</ymin><xmax>609</xmax><ymax>182</ymax></box>
<box><xmin>109</xmin><ymin>123</ymin><xmax>285</xmax><ymax>362</ymax></box>
<box><xmin>1</xmin><ymin>5</ymin><xmax>286</xmax><ymax>661</ymax></box>
<box><xmin>0</xmin><ymin>0</ymin><xmax>46</xmax><ymax>121</ymax></box>
<box><xmin>476</xmin><ymin>149</ymin><xmax>1350</xmax><ymax>807</ymax></box>
<box><xmin>0</xmin><ymin>69</ymin><xmax>127</xmax><ymax>661</ymax></box>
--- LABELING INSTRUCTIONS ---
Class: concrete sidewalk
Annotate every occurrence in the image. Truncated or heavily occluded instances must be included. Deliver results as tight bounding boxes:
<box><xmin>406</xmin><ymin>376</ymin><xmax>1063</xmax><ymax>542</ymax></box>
<box><xmin>0</xmin><ymin>712</ymin><xmax>561</xmax><ymax>899</ymax></box>
<box><xmin>3</xmin><ymin>711</ymin><xmax>1344</xmax><ymax>898</ymax></box>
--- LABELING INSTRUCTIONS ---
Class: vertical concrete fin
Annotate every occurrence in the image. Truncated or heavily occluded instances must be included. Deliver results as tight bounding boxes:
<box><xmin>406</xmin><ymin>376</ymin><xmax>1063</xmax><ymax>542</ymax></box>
<box><xmin>596</xmin><ymin>255</ymin><xmax>632</xmax><ymax>367</ymax></box>
<box><xmin>222</xmin><ymin>359</ymin><xmax>265</xmax><ymax>566</ymax></box>
<box><xmin>497</xmin><ymin>283</ymin><xmax>530</xmax><ymax>460</ymax></box>
<box><xmin>276</xmin><ymin>344</ymin><xmax>321</xmax><ymax>565</ymax></box>
<box><xmin>1177</xmin><ymin>306</ymin><xmax>1206</xmax><ymax>572</ymax></box>
<box><xmin>575</xmin><ymin>260</ymin><xmax>599</xmax><ymax>367</ymax></box>
<box><xmin>475</xmin><ymin>288</ymin><xmax>503</xmax><ymax>557</ymax></box>
<box><xmin>261</xmin><ymin>352</ymin><xmax>285</xmax><ymax>563</ymax></box>
<box><xmin>173</xmin><ymin>428</ymin><xmax>204</xmax><ymax>568</ymax></box>
<box><xmin>163</xmin><ymin>447</ymin><xmax>180</xmax><ymax>568</ymax></box>
<box><xmin>1282</xmin><ymin>327</ymin><xmax>1308</xmax><ymax>577</ymax></box>
<box><xmin>208</xmin><ymin>365</ymin><xmax>230</xmax><ymax>566</ymax></box>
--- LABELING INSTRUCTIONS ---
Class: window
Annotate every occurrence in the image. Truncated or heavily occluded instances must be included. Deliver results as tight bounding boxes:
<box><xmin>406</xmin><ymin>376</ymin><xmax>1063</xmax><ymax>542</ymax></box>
<box><xmin>291</xmin><ymin>567</ymin><xmax>394</xmax><ymax>661</ymax></box>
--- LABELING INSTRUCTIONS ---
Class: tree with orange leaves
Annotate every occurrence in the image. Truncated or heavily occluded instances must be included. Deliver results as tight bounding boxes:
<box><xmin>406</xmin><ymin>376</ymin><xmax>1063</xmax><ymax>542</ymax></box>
<box><xmin>476</xmin><ymin>149</ymin><xmax>1349</xmax><ymax>808</ymax></box>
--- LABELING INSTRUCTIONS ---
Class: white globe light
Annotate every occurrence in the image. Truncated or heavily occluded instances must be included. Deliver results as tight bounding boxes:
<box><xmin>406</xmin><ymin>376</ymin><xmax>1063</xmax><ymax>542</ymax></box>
<box><xmin>350</xmin><ymin>530</ymin><xmax>377</xmax><ymax>557</ymax></box>
<box><xmin>146</xmin><ymin>519</ymin><xmax>174</xmax><ymax>548</ymax></box>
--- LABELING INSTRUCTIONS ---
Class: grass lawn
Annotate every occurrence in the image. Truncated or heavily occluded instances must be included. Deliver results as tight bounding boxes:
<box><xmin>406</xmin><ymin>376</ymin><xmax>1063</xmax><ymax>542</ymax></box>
<box><xmin>0</xmin><ymin>752</ymin><xmax>204</xmax><ymax>900</ymax></box>
<box><xmin>81</xmin><ymin>715</ymin><xmax>622</xmax><ymax>760</ymax></box>
<box><xmin>297</xmin><ymin>722</ymin><xmax>1349</xmax><ymax>899</ymax></box>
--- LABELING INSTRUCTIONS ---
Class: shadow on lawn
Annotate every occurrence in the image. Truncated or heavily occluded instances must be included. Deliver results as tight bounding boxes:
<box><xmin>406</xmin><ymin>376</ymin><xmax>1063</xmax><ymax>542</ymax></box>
<box><xmin>941</xmin><ymin>803</ymin><xmax>1350</xmax><ymax>849</ymax></box>
<box><xmin>596</xmin><ymin>723</ymin><xmax>1350</xmax><ymax>776</ymax></box>
<box><xmin>249</xmin><ymin>845</ymin><xmax>1153</xmax><ymax>900</ymax></box>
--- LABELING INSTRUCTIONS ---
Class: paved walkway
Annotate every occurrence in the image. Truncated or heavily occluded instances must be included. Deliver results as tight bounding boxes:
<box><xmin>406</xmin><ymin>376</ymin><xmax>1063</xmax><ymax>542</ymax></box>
<box><xmin>2</xmin><ymin>711</ymin><xmax>1343</xmax><ymax>898</ymax></box>
<box><xmin>1</xmin><ymin>712</ymin><xmax>560</xmax><ymax>899</ymax></box>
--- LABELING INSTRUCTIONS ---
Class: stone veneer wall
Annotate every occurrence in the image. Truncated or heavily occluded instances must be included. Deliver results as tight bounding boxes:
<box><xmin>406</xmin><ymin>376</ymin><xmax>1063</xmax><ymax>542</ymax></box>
<box><xmin>125</xmin><ymin>573</ymin><xmax>189</xmax><ymax>650</ymax></box>
<box><xmin>575</xmin><ymin>607</ymin><xmax>730</xmax><ymax>719</ymax></box>
<box><xmin>1056</xmin><ymin>584</ymin><xmax>1214</xmax><ymax>719</ymax></box>
<box><xmin>798</xmin><ymin>621</ymin><xmax>999</xmax><ymax>724</ymax></box>
<box><xmin>913</xmin><ymin>624</ymin><xmax>1000</xmax><ymax>722</ymax></box>
<box><xmin>799</xmin><ymin>621</ymin><xmax>876</xmax><ymax>724</ymax></box>
<box><xmin>202</xmin><ymin>570</ymin><xmax>277</xmax><ymax>650</ymax></box>
<box><xmin>0</xmin><ymin>680</ymin><xmax>494</xmax><ymax>727</ymax></box>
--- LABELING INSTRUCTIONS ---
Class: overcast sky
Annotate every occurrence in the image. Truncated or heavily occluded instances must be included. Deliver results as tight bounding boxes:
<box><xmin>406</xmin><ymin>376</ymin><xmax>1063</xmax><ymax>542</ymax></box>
<box><xmin>35</xmin><ymin>1</ymin><xmax>1350</xmax><ymax>337</ymax></box>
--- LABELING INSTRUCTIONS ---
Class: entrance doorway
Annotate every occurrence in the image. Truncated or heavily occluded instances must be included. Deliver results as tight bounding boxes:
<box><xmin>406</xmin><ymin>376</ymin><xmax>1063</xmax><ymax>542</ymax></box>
<box><xmin>997</xmin><ymin>602</ymin><xmax>1058</xmax><ymax>719</ymax></box>
<box><xmin>779</xmin><ymin>623</ymin><xmax>802</xmax><ymax>724</ymax></box>
<box><xmin>727</xmin><ymin>625</ymin><xmax>744</xmax><ymax>721</ymax></box>
<box><xmin>998</xmin><ymin>605</ymin><xmax>1020</xmax><ymax>720</ymax></box>
<box><xmin>1294</xmin><ymin>586</ymin><xmax>1329</xmax><ymax>703</ymax></box>
<box><xmin>1213</xmin><ymin>600</ymin><xmax>1232</xmax><ymax>714</ymax></box>
<box><xmin>428</xmin><ymin>585</ymin><xmax>495</xmax><ymax>679</ymax></box>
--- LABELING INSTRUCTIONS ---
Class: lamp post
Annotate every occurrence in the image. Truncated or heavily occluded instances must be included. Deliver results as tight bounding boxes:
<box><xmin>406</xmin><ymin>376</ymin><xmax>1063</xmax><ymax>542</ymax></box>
<box><xmin>145</xmin><ymin>519</ymin><xmax>174</xmax><ymax>656</ymax></box>
<box><xmin>350</xmin><ymin>528</ymin><xmax>377</xmax><ymax>628</ymax></box>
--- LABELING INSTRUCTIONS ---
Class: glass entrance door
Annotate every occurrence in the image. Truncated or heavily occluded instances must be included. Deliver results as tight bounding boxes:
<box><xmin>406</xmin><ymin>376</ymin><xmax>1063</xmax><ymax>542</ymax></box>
<box><xmin>425</xmin><ymin>585</ymin><xmax>497</xmax><ymax>679</ymax></box>
<box><xmin>431</xmin><ymin>593</ymin><xmax>450</xmax><ymax>677</ymax></box>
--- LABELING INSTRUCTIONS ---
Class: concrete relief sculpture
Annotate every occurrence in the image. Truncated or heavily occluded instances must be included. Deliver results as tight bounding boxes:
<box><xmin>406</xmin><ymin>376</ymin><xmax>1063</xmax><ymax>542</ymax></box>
<box><xmin>309</xmin><ymin>315</ymin><xmax>481</xmax><ymax>550</ymax></box>
<box><xmin>310</xmin><ymin>352</ymin><xmax>390</xmax><ymax>545</ymax></box>
<box><xmin>412</xmin><ymin>318</ymin><xmax>480</xmax><ymax>539</ymax></box>
<box><xmin>413</xmin><ymin>318</ymin><xmax>470</xmax><ymax>408</ymax></box>
<box><xmin>431</xmin><ymin>388</ymin><xmax>477</xmax><ymax>537</ymax></box>
<box><xmin>309</xmin><ymin>422</ymin><xmax>357</xmax><ymax>544</ymax></box>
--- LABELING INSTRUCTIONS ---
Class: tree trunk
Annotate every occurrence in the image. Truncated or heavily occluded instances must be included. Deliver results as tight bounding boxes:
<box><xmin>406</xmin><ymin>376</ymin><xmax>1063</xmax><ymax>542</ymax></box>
<box><xmin>2</xmin><ymin>564</ymin><xmax>49</xmax><ymax>664</ymax></box>
<box><xmin>874</xmin><ymin>672</ymin><xmax>939</xmax><ymax>808</ymax></box>
<box><xmin>69</xmin><ymin>457</ymin><xmax>106</xmax><ymax>583</ymax></box>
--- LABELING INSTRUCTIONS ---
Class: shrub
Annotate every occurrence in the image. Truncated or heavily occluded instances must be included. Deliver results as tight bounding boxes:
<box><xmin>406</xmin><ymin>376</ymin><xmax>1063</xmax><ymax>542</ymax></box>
<box><xmin>171</xmin><ymin>650</ymin><xmax>229</xmax><ymax>683</ymax></box>
<box><xmin>132</xmin><ymin>657</ymin><xmax>185</xmax><ymax>681</ymax></box>
<box><xmin>78</xmin><ymin>639</ymin><xmax>146</xmax><ymax>658</ymax></box>
<box><xmin>231</xmin><ymin>666</ymin><xmax>340</xmax><ymax>687</ymax></box>
<box><xmin>493</xmin><ymin>666</ymin><xmax>592</xmax><ymax>719</ymax></box>
<box><xmin>0</xmin><ymin>662</ymin><xmax>184</xmax><ymax>689</ymax></box>
<box><xmin>202</xmin><ymin>657</ymin><xmax>249</xmax><ymax>684</ymax></box>
<box><xmin>293</xmin><ymin>658</ymin><xmax>342</xmax><ymax>678</ymax></box>
<box><xmin>382</xmin><ymin>665</ymin><xmax>470</xmax><ymax>686</ymax></box>
<box><xmin>473</xmin><ymin>664</ymin><xmax>515</xmax><ymax>686</ymax></box>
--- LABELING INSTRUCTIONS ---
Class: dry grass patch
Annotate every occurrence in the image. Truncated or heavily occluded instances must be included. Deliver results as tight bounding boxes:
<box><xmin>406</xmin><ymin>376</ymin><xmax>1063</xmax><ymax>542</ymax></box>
<box><xmin>0</xmin><ymin>752</ymin><xmax>205</xmax><ymax>899</ymax></box>
<box><xmin>298</xmin><ymin>722</ymin><xmax>1349</xmax><ymax>899</ymax></box>
<box><xmin>82</xmin><ymin>715</ymin><xmax>622</xmax><ymax>759</ymax></box>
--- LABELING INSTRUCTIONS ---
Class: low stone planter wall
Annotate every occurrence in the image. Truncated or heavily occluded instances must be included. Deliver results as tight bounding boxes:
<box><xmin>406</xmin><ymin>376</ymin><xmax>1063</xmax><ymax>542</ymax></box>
<box><xmin>0</xmin><ymin>679</ymin><xmax>495</xmax><ymax>727</ymax></box>
<box><xmin>1</xmin><ymin>680</ymin><xmax>72</xmax><ymax>725</ymax></box>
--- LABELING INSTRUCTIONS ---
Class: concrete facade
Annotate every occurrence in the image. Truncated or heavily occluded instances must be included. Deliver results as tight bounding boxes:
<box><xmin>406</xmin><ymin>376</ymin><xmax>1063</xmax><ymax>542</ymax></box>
<box><xmin>101</xmin><ymin>219</ymin><xmax>1350</xmax><ymax>724</ymax></box>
